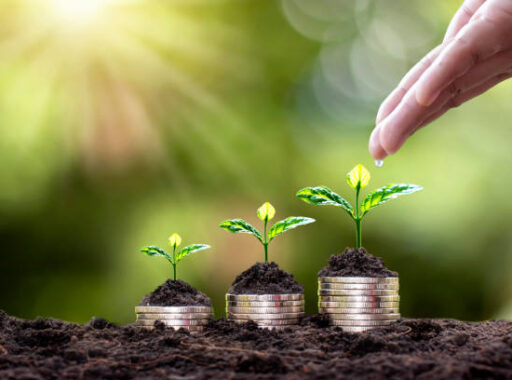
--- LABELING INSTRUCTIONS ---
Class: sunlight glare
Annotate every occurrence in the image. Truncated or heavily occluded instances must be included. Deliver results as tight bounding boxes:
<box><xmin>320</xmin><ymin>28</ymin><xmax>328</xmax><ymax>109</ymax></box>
<box><xmin>52</xmin><ymin>0</ymin><xmax>105</xmax><ymax>25</ymax></box>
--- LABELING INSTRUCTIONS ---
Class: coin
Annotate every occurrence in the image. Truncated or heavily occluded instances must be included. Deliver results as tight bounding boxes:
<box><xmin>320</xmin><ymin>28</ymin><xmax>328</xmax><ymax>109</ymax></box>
<box><xmin>329</xmin><ymin>319</ymin><xmax>397</xmax><ymax>326</ymax></box>
<box><xmin>318</xmin><ymin>282</ymin><xmax>399</xmax><ymax>290</ymax></box>
<box><xmin>319</xmin><ymin>307</ymin><xmax>399</xmax><ymax>314</ymax></box>
<box><xmin>319</xmin><ymin>301</ymin><xmax>399</xmax><ymax>308</ymax></box>
<box><xmin>326</xmin><ymin>313</ymin><xmax>400</xmax><ymax>320</ymax></box>
<box><xmin>231</xmin><ymin>318</ymin><xmax>299</xmax><ymax>326</ymax></box>
<box><xmin>135</xmin><ymin>318</ymin><xmax>211</xmax><ymax>326</ymax></box>
<box><xmin>135</xmin><ymin>313</ymin><xmax>212</xmax><ymax>320</ymax></box>
<box><xmin>336</xmin><ymin>326</ymin><xmax>377</xmax><ymax>333</ymax></box>
<box><xmin>318</xmin><ymin>289</ymin><xmax>398</xmax><ymax>296</ymax></box>
<box><xmin>319</xmin><ymin>276</ymin><xmax>398</xmax><ymax>284</ymax></box>
<box><xmin>226</xmin><ymin>293</ymin><xmax>304</xmax><ymax>302</ymax></box>
<box><xmin>135</xmin><ymin>306</ymin><xmax>212</xmax><ymax>314</ymax></box>
<box><xmin>318</xmin><ymin>295</ymin><xmax>400</xmax><ymax>302</ymax></box>
<box><xmin>136</xmin><ymin>324</ymin><xmax>205</xmax><ymax>332</ymax></box>
<box><xmin>227</xmin><ymin>306</ymin><xmax>304</xmax><ymax>314</ymax></box>
<box><xmin>227</xmin><ymin>300</ymin><xmax>305</xmax><ymax>307</ymax></box>
<box><xmin>228</xmin><ymin>312</ymin><xmax>304</xmax><ymax>320</ymax></box>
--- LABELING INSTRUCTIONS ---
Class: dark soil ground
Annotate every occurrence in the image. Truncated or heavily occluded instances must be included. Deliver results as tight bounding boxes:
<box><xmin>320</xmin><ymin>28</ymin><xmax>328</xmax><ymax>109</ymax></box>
<box><xmin>139</xmin><ymin>280</ymin><xmax>211</xmax><ymax>306</ymax></box>
<box><xmin>318</xmin><ymin>247</ymin><xmax>398</xmax><ymax>277</ymax></box>
<box><xmin>1</xmin><ymin>310</ymin><xmax>512</xmax><ymax>379</ymax></box>
<box><xmin>229</xmin><ymin>262</ymin><xmax>304</xmax><ymax>294</ymax></box>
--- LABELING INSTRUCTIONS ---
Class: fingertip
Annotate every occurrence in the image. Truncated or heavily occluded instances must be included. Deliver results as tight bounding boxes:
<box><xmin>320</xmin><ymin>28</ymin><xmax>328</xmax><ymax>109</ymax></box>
<box><xmin>378</xmin><ymin>120</ymin><xmax>404</xmax><ymax>156</ymax></box>
<box><xmin>369</xmin><ymin>127</ymin><xmax>389</xmax><ymax>160</ymax></box>
<box><xmin>415</xmin><ymin>86</ymin><xmax>438</xmax><ymax>107</ymax></box>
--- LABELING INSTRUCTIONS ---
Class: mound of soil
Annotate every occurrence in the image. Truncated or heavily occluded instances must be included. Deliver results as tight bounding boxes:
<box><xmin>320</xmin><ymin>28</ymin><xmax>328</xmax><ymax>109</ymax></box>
<box><xmin>318</xmin><ymin>247</ymin><xmax>398</xmax><ymax>277</ymax></box>
<box><xmin>139</xmin><ymin>279</ymin><xmax>211</xmax><ymax>306</ymax></box>
<box><xmin>229</xmin><ymin>262</ymin><xmax>304</xmax><ymax>294</ymax></box>
<box><xmin>1</xmin><ymin>310</ymin><xmax>511</xmax><ymax>378</ymax></box>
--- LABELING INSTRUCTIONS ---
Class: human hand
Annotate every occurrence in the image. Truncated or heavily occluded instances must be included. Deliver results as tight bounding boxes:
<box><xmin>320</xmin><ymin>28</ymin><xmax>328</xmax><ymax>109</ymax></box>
<box><xmin>369</xmin><ymin>0</ymin><xmax>512</xmax><ymax>160</ymax></box>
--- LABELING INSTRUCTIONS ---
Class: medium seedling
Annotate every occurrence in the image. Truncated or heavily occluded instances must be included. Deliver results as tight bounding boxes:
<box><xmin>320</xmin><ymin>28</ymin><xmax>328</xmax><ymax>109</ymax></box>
<box><xmin>220</xmin><ymin>202</ymin><xmax>315</xmax><ymax>262</ymax></box>
<box><xmin>297</xmin><ymin>164</ymin><xmax>422</xmax><ymax>249</ymax></box>
<box><xmin>141</xmin><ymin>233</ymin><xmax>210</xmax><ymax>281</ymax></box>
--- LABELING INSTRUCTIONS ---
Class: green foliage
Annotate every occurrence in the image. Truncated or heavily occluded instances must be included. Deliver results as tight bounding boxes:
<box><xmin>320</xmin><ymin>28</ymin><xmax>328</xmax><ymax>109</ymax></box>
<box><xmin>268</xmin><ymin>216</ymin><xmax>315</xmax><ymax>241</ymax></box>
<box><xmin>141</xmin><ymin>245</ymin><xmax>171</xmax><ymax>261</ymax></box>
<box><xmin>296</xmin><ymin>186</ymin><xmax>353</xmax><ymax>216</ymax></box>
<box><xmin>361</xmin><ymin>184</ymin><xmax>423</xmax><ymax>216</ymax></box>
<box><xmin>220</xmin><ymin>202</ymin><xmax>315</xmax><ymax>262</ymax></box>
<box><xmin>219</xmin><ymin>219</ymin><xmax>262</xmax><ymax>242</ymax></box>
<box><xmin>297</xmin><ymin>164</ymin><xmax>422</xmax><ymax>248</ymax></box>
<box><xmin>346</xmin><ymin>164</ymin><xmax>370</xmax><ymax>190</ymax></box>
<box><xmin>175</xmin><ymin>244</ymin><xmax>210</xmax><ymax>262</ymax></box>
<box><xmin>141</xmin><ymin>233</ymin><xmax>210</xmax><ymax>281</ymax></box>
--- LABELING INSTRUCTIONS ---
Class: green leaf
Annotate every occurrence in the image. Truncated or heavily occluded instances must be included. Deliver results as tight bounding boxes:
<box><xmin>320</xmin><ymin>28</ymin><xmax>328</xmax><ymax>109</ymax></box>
<box><xmin>141</xmin><ymin>246</ymin><xmax>171</xmax><ymax>261</ymax></box>
<box><xmin>296</xmin><ymin>186</ymin><xmax>353</xmax><ymax>216</ymax></box>
<box><xmin>176</xmin><ymin>244</ymin><xmax>210</xmax><ymax>262</ymax></box>
<box><xmin>361</xmin><ymin>184</ymin><xmax>423</xmax><ymax>215</ymax></box>
<box><xmin>346</xmin><ymin>164</ymin><xmax>371</xmax><ymax>189</ymax></box>
<box><xmin>268</xmin><ymin>216</ymin><xmax>315</xmax><ymax>241</ymax></box>
<box><xmin>219</xmin><ymin>219</ymin><xmax>262</xmax><ymax>242</ymax></box>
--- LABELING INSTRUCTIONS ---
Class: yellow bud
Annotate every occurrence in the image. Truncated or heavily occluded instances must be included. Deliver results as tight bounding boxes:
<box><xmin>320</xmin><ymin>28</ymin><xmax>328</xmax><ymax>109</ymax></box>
<box><xmin>257</xmin><ymin>202</ymin><xmax>275</xmax><ymax>221</ymax></box>
<box><xmin>168</xmin><ymin>233</ymin><xmax>182</xmax><ymax>248</ymax></box>
<box><xmin>347</xmin><ymin>164</ymin><xmax>371</xmax><ymax>190</ymax></box>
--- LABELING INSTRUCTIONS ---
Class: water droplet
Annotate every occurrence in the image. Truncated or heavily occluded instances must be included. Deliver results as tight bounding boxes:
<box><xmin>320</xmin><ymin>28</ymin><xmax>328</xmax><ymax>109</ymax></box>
<box><xmin>374</xmin><ymin>160</ymin><xmax>384</xmax><ymax>168</ymax></box>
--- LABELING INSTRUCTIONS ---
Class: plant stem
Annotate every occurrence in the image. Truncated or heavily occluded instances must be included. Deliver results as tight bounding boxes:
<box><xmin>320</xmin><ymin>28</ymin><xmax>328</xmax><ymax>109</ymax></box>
<box><xmin>172</xmin><ymin>246</ymin><xmax>177</xmax><ymax>281</ymax></box>
<box><xmin>263</xmin><ymin>219</ymin><xmax>269</xmax><ymax>262</ymax></box>
<box><xmin>355</xmin><ymin>187</ymin><xmax>362</xmax><ymax>249</ymax></box>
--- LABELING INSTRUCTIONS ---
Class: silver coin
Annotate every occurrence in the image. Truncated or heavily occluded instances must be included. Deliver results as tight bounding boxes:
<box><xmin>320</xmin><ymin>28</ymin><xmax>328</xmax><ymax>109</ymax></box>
<box><xmin>135</xmin><ymin>306</ymin><xmax>212</xmax><ymax>314</ymax></box>
<box><xmin>136</xmin><ymin>318</ymin><xmax>211</xmax><ymax>326</ymax></box>
<box><xmin>226</xmin><ymin>293</ymin><xmax>304</xmax><ymax>302</ymax></box>
<box><xmin>227</xmin><ymin>300</ymin><xmax>304</xmax><ymax>307</ymax></box>
<box><xmin>319</xmin><ymin>307</ymin><xmax>399</xmax><ymax>314</ymax></box>
<box><xmin>230</xmin><ymin>318</ymin><xmax>299</xmax><ymax>326</ymax></box>
<box><xmin>260</xmin><ymin>325</ymin><xmax>295</xmax><ymax>331</ymax></box>
<box><xmin>228</xmin><ymin>312</ymin><xmax>304</xmax><ymax>320</ymax></box>
<box><xmin>330</xmin><ymin>319</ymin><xmax>397</xmax><ymax>326</ymax></box>
<box><xmin>319</xmin><ymin>276</ymin><xmax>398</xmax><ymax>284</ymax></box>
<box><xmin>319</xmin><ymin>282</ymin><xmax>399</xmax><ymax>290</ymax></box>
<box><xmin>136</xmin><ymin>324</ymin><xmax>205</xmax><ymax>332</ymax></box>
<box><xmin>327</xmin><ymin>313</ymin><xmax>400</xmax><ymax>320</ymax></box>
<box><xmin>336</xmin><ymin>326</ymin><xmax>378</xmax><ymax>333</ymax></box>
<box><xmin>319</xmin><ymin>301</ymin><xmax>399</xmax><ymax>308</ymax></box>
<box><xmin>227</xmin><ymin>306</ymin><xmax>304</xmax><ymax>314</ymax></box>
<box><xmin>318</xmin><ymin>289</ymin><xmax>398</xmax><ymax>296</ymax></box>
<box><xmin>318</xmin><ymin>295</ymin><xmax>400</xmax><ymax>302</ymax></box>
<box><xmin>135</xmin><ymin>313</ymin><xmax>212</xmax><ymax>320</ymax></box>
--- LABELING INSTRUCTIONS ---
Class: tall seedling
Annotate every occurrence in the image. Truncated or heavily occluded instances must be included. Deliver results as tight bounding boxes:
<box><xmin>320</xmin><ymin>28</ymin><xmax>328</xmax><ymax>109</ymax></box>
<box><xmin>297</xmin><ymin>164</ymin><xmax>422</xmax><ymax>248</ymax></box>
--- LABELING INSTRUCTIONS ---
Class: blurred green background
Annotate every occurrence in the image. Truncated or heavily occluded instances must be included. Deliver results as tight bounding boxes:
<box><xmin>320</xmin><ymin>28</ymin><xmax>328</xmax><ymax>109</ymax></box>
<box><xmin>1</xmin><ymin>0</ymin><xmax>512</xmax><ymax>324</ymax></box>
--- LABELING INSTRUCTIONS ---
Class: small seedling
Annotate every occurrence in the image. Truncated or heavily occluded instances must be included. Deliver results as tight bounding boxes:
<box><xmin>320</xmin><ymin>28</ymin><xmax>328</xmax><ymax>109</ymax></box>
<box><xmin>141</xmin><ymin>233</ymin><xmax>210</xmax><ymax>281</ymax></box>
<box><xmin>220</xmin><ymin>202</ymin><xmax>315</xmax><ymax>262</ymax></box>
<box><xmin>297</xmin><ymin>164</ymin><xmax>422</xmax><ymax>249</ymax></box>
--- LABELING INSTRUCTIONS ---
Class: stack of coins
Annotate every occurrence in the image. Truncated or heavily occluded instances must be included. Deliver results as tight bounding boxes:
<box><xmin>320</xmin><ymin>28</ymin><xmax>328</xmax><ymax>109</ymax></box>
<box><xmin>226</xmin><ymin>293</ymin><xmax>304</xmax><ymax>330</ymax></box>
<box><xmin>318</xmin><ymin>276</ymin><xmax>400</xmax><ymax>332</ymax></box>
<box><xmin>134</xmin><ymin>305</ymin><xmax>213</xmax><ymax>332</ymax></box>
